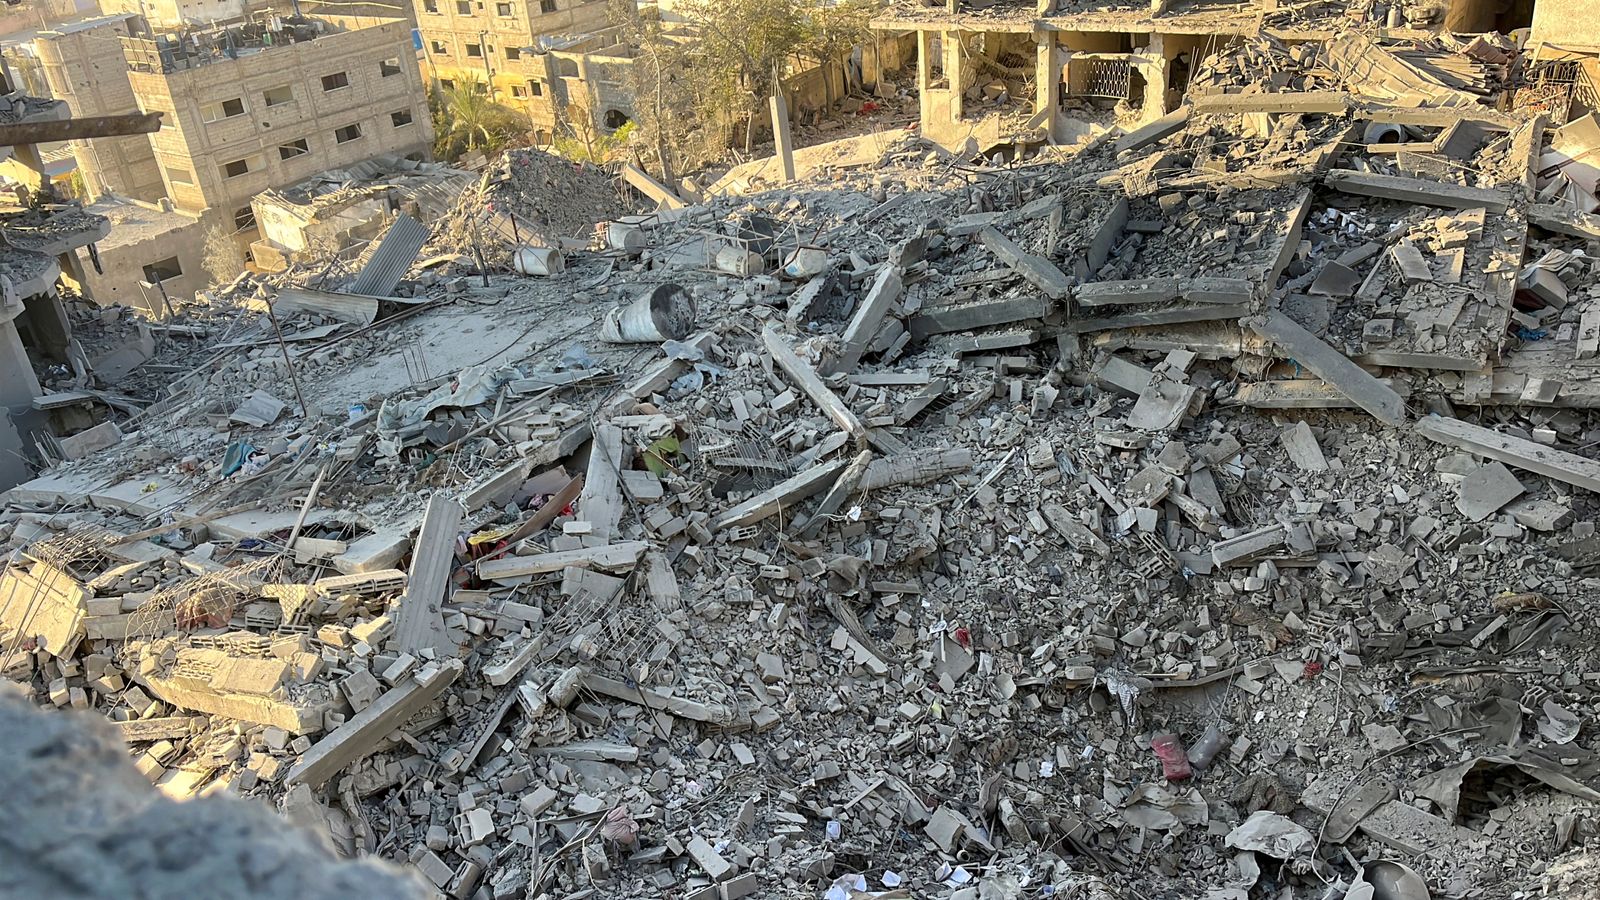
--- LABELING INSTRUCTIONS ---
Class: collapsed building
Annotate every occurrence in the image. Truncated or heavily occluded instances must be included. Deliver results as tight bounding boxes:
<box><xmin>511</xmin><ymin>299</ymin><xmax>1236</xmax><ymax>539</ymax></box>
<box><xmin>13</xmin><ymin>12</ymin><xmax>1600</xmax><ymax>900</ymax></box>
<box><xmin>871</xmin><ymin>0</ymin><xmax>1582</xmax><ymax>153</ymax></box>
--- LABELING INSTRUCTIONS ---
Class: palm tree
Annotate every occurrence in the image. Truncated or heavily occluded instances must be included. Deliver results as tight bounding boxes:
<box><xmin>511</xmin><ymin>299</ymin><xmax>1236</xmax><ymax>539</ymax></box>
<box><xmin>435</xmin><ymin>76</ymin><xmax>524</xmax><ymax>159</ymax></box>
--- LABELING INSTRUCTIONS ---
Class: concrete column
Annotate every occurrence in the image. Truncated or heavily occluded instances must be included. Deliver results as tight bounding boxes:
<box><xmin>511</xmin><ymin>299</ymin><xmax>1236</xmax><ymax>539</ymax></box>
<box><xmin>1035</xmin><ymin>30</ymin><xmax>1058</xmax><ymax>140</ymax></box>
<box><xmin>769</xmin><ymin>92</ymin><xmax>796</xmax><ymax>183</ymax></box>
<box><xmin>917</xmin><ymin>30</ymin><xmax>932</xmax><ymax>94</ymax></box>
<box><xmin>945</xmin><ymin>31</ymin><xmax>964</xmax><ymax>121</ymax></box>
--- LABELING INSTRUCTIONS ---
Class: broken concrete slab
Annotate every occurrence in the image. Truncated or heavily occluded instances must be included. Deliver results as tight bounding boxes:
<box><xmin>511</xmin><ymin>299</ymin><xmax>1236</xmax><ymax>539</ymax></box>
<box><xmin>1417</xmin><ymin>414</ymin><xmax>1600</xmax><ymax>495</ymax></box>
<box><xmin>1455</xmin><ymin>461</ymin><xmax>1527</xmax><ymax>522</ymax></box>
<box><xmin>286</xmin><ymin>659</ymin><xmax>462</xmax><ymax>788</ymax></box>
<box><xmin>1246</xmin><ymin>311</ymin><xmax>1407</xmax><ymax>426</ymax></box>
<box><xmin>1280</xmin><ymin>421</ymin><xmax>1328</xmax><ymax>472</ymax></box>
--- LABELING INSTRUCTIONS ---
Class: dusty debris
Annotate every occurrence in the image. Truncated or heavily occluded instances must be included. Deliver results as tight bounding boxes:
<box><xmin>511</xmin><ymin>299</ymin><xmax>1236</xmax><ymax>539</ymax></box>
<box><xmin>10</xmin><ymin>19</ymin><xmax>1600</xmax><ymax>900</ymax></box>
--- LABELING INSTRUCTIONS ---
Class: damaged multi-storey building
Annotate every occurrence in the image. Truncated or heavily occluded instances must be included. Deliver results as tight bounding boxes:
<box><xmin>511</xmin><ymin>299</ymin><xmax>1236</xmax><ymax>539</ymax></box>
<box><xmin>873</xmin><ymin>0</ymin><xmax>1572</xmax><ymax>152</ymax></box>
<box><xmin>4</xmin><ymin>10</ymin><xmax>433</xmax><ymax>313</ymax></box>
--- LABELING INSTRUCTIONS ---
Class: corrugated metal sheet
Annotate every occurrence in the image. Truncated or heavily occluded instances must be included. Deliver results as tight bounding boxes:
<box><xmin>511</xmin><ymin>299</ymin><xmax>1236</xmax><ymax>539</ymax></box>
<box><xmin>348</xmin><ymin>213</ymin><xmax>428</xmax><ymax>297</ymax></box>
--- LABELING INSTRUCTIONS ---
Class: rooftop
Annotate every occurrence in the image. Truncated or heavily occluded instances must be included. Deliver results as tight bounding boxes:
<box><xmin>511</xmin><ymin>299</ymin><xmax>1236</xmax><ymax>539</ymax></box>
<box><xmin>84</xmin><ymin>195</ymin><xmax>202</xmax><ymax>252</ymax></box>
<box><xmin>121</xmin><ymin>13</ymin><xmax>398</xmax><ymax>75</ymax></box>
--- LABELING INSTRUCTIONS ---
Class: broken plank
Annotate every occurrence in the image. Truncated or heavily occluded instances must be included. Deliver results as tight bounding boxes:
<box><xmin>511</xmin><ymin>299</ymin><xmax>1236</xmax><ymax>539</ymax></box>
<box><xmin>476</xmin><ymin>541</ymin><xmax>649</xmax><ymax>581</ymax></box>
<box><xmin>285</xmin><ymin>659</ymin><xmax>463</xmax><ymax>788</ymax></box>
<box><xmin>1415</xmin><ymin>414</ymin><xmax>1600</xmax><ymax>494</ymax></box>
<box><xmin>764</xmin><ymin>327</ymin><xmax>866</xmax><ymax>443</ymax></box>
<box><xmin>711</xmin><ymin>459</ymin><xmax>847</xmax><ymax>531</ymax></box>
<box><xmin>1245</xmin><ymin>311</ymin><xmax>1407</xmax><ymax>426</ymax></box>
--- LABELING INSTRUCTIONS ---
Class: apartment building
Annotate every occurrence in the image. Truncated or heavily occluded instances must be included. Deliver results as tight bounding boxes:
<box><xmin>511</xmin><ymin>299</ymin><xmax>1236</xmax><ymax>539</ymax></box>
<box><xmin>413</xmin><ymin>0</ymin><xmax>610</xmax><ymax>106</ymax></box>
<box><xmin>3</xmin><ymin>14</ymin><xmax>166</xmax><ymax>203</ymax></box>
<box><xmin>124</xmin><ymin>14</ymin><xmax>433</xmax><ymax>234</ymax></box>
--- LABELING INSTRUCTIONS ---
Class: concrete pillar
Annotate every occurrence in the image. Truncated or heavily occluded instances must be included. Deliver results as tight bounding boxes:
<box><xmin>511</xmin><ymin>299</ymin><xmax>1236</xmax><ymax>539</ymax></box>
<box><xmin>917</xmin><ymin>30</ymin><xmax>933</xmax><ymax>94</ymax></box>
<box><xmin>1035</xmin><ymin>30</ymin><xmax>1058</xmax><ymax>141</ymax></box>
<box><xmin>769</xmin><ymin>92</ymin><xmax>796</xmax><ymax>183</ymax></box>
<box><xmin>945</xmin><ymin>31</ymin><xmax>964</xmax><ymax>121</ymax></box>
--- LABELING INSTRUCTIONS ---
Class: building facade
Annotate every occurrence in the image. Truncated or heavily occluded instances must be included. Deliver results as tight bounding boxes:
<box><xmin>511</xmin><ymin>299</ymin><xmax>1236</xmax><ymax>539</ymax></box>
<box><xmin>413</xmin><ymin>0</ymin><xmax>613</xmax><ymax>124</ymax></box>
<box><xmin>4</xmin><ymin>15</ymin><xmax>167</xmax><ymax>203</ymax></box>
<box><xmin>124</xmin><ymin>14</ymin><xmax>433</xmax><ymax>235</ymax></box>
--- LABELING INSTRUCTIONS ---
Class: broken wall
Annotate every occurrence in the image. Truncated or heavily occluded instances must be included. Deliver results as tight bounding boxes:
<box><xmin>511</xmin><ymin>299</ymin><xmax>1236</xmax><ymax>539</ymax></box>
<box><xmin>1532</xmin><ymin>0</ymin><xmax>1600</xmax><ymax>50</ymax></box>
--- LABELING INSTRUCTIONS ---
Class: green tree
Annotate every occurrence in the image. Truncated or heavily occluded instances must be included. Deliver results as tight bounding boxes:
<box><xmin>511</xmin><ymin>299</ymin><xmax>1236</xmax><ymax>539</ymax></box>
<box><xmin>431</xmin><ymin>77</ymin><xmax>526</xmax><ymax>161</ymax></box>
<box><xmin>552</xmin><ymin>99</ymin><xmax>635</xmax><ymax>164</ymax></box>
<box><xmin>674</xmin><ymin>0</ymin><xmax>804</xmax><ymax>153</ymax></box>
<box><xmin>797</xmin><ymin>0</ymin><xmax>874</xmax><ymax>109</ymax></box>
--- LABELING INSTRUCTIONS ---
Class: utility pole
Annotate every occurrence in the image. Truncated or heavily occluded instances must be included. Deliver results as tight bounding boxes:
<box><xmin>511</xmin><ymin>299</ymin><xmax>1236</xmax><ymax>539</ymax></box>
<box><xmin>263</xmin><ymin>296</ymin><xmax>311</xmax><ymax>420</ymax></box>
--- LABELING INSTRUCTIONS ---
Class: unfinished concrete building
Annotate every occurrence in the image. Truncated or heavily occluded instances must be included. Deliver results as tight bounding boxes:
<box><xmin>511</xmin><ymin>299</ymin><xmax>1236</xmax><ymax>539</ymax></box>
<box><xmin>872</xmin><ymin>0</ymin><xmax>1547</xmax><ymax>152</ymax></box>
<box><xmin>0</xmin><ymin>58</ymin><xmax>160</xmax><ymax>488</ymax></box>
<box><xmin>33</xmin><ymin>13</ymin><xmax>436</xmax><ymax>314</ymax></box>
<box><xmin>96</xmin><ymin>0</ymin><xmax>251</xmax><ymax>29</ymax></box>
<box><xmin>2</xmin><ymin>14</ymin><xmax>167</xmax><ymax>203</ymax></box>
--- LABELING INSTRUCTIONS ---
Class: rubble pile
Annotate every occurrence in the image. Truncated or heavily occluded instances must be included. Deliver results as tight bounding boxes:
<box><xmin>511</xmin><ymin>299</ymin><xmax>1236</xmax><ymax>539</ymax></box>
<box><xmin>13</xmin><ymin>27</ymin><xmax>1600</xmax><ymax>900</ymax></box>
<box><xmin>432</xmin><ymin>148</ymin><xmax>640</xmax><ymax>263</ymax></box>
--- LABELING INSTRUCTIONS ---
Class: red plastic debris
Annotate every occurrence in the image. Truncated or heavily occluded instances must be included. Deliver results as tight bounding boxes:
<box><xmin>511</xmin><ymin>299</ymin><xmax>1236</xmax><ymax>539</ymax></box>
<box><xmin>1303</xmin><ymin>661</ymin><xmax>1324</xmax><ymax>679</ymax></box>
<box><xmin>1152</xmin><ymin>733</ymin><xmax>1193</xmax><ymax>781</ymax></box>
<box><xmin>953</xmin><ymin>627</ymin><xmax>971</xmax><ymax>650</ymax></box>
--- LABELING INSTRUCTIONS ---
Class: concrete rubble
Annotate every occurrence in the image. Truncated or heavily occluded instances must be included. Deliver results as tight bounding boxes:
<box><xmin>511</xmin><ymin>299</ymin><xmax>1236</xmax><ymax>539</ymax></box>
<box><xmin>12</xmin><ymin>26</ymin><xmax>1600</xmax><ymax>900</ymax></box>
